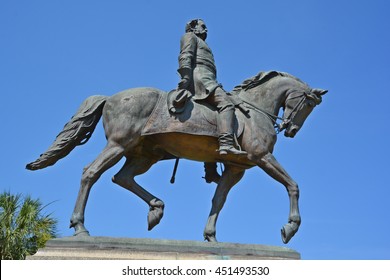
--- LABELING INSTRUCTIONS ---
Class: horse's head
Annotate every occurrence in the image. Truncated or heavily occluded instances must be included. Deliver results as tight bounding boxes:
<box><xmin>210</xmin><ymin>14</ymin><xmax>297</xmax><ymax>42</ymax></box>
<box><xmin>279</xmin><ymin>88</ymin><xmax>328</xmax><ymax>137</ymax></box>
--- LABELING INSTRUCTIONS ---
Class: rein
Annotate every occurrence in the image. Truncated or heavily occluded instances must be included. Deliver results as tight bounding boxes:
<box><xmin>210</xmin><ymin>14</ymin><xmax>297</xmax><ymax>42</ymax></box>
<box><xmin>240</xmin><ymin>92</ymin><xmax>308</xmax><ymax>134</ymax></box>
<box><xmin>241</xmin><ymin>99</ymin><xmax>283</xmax><ymax>123</ymax></box>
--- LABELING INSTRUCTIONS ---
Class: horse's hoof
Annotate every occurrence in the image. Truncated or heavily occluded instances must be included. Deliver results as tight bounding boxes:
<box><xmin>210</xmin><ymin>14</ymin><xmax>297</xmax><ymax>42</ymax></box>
<box><xmin>147</xmin><ymin>199</ymin><xmax>164</xmax><ymax>231</ymax></box>
<box><xmin>70</xmin><ymin>220</ymin><xmax>90</xmax><ymax>237</ymax></box>
<box><xmin>281</xmin><ymin>223</ymin><xmax>298</xmax><ymax>244</ymax></box>
<box><xmin>204</xmin><ymin>233</ymin><xmax>218</xmax><ymax>242</ymax></box>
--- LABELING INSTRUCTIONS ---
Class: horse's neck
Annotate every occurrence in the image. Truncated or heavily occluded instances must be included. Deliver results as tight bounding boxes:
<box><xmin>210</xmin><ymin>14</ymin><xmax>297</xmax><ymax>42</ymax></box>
<box><xmin>239</xmin><ymin>77</ymin><xmax>290</xmax><ymax>116</ymax></box>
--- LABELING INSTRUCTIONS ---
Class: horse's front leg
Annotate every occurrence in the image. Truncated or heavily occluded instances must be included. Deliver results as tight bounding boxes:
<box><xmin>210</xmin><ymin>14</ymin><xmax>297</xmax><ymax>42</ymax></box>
<box><xmin>204</xmin><ymin>165</ymin><xmax>245</xmax><ymax>242</ymax></box>
<box><xmin>255</xmin><ymin>152</ymin><xmax>301</xmax><ymax>244</ymax></box>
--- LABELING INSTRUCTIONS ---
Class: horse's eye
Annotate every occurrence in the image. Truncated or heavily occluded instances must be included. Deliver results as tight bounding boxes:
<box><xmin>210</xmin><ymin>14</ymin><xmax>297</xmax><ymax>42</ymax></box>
<box><xmin>308</xmin><ymin>100</ymin><xmax>316</xmax><ymax>107</ymax></box>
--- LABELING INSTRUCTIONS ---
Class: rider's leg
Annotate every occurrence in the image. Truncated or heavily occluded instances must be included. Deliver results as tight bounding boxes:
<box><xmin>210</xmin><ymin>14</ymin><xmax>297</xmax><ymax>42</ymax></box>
<box><xmin>210</xmin><ymin>87</ymin><xmax>247</xmax><ymax>156</ymax></box>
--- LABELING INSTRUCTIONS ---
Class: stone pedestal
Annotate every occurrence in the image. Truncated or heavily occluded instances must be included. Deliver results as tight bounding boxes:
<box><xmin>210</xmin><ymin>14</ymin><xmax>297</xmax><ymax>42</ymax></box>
<box><xmin>27</xmin><ymin>236</ymin><xmax>300</xmax><ymax>260</ymax></box>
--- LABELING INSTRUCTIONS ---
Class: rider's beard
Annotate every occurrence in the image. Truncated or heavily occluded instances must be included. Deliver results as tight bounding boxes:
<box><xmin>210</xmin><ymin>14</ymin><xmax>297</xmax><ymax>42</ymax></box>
<box><xmin>196</xmin><ymin>31</ymin><xmax>207</xmax><ymax>40</ymax></box>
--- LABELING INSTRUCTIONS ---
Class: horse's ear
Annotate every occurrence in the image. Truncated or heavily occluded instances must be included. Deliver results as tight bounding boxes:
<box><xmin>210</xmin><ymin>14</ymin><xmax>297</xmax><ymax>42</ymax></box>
<box><xmin>312</xmin><ymin>88</ymin><xmax>328</xmax><ymax>96</ymax></box>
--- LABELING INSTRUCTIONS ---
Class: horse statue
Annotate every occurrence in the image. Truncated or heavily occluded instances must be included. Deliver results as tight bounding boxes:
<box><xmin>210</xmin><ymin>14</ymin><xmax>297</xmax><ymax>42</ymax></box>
<box><xmin>26</xmin><ymin>71</ymin><xmax>327</xmax><ymax>244</ymax></box>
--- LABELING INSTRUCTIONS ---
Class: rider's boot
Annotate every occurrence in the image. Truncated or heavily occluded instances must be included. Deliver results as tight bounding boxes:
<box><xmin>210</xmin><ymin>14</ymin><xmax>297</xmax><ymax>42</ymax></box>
<box><xmin>217</xmin><ymin>109</ymin><xmax>247</xmax><ymax>156</ymax></box>
<box><xmin>203</xmin><ymin>162</ymin><xmax>221</xmax><ymax>184</ymax></box>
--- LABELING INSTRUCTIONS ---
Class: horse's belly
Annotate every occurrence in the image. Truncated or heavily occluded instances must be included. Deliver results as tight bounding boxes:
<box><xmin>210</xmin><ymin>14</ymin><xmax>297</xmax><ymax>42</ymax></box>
<box><xmin>150</xmin><ymin>133</ymin><xmax>218</xmax><ymax>162</ymax></box>
<box><xmin>149</xmin><ymin>133</ymin><xmax>254</xmax><ymax>167</ymax></box>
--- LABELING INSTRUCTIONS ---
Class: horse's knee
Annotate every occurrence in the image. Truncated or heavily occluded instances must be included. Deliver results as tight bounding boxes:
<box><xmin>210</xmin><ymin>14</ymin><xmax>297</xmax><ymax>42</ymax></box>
<box><xmin>288</xmin><ymin>182</ymin><xmax>299</xmax><ymax>198</ymax></box>
<box><xmin>81</xmin><ymin>168</ymin><xmax>100</xmax><ymax>186</ymax></box>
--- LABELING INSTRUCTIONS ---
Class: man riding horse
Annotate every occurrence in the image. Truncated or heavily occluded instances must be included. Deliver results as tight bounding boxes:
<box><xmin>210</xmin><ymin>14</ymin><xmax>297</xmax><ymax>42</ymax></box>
<box><xmin>177</xmin><ymin>19</ymin><xmax>246</xmax><ymax>183</ymax></box>
<box><xmin>177</xmin><ymin>19</ymin><xmax>246</xmax><ymax>157</ymax></box>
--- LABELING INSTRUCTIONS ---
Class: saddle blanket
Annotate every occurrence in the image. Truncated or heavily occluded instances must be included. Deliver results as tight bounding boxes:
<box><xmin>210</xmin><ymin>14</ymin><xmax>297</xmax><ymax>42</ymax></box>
<box><xmin>141</xmin><ymin>92</ymin><xmax>244</xmax><ymax>138</ymax></box>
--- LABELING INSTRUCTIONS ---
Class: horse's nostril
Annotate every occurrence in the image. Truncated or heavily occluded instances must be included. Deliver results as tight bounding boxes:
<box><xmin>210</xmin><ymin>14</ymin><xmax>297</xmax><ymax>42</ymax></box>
<box><xmin>291</xmin><ymin>128</ymin><xmax>297</xmax><ymax>135</ymax></box>
<box><xmin>285</xmin><ymin>125</ymin><xmax>299</xmax><ymax>138</ymax></box>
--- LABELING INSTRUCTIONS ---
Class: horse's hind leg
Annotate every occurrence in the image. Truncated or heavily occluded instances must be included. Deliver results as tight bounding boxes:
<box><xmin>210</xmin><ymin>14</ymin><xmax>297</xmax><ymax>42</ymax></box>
<box><xmin>112</xmin><ymin>156</ymin><xmax>164</xmax><ymax>231</ymax></box>
<box><xmin>204</xmin><ymin>165</ymin><xmax>245</xmax><ymax>242</ymax></box>
<box><xmin>70</xmin><ymin>141</ymin><xmax>124</xmax><ymax>236</ymax></box>
<box><xmin>256</xmin><ymin>152</ymin><xmax>301</xmax><ymax>244</ymax></box>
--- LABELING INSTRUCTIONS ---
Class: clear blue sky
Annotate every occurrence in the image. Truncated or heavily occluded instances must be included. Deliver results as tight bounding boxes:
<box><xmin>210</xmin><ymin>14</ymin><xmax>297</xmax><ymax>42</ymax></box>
<box><xmin>1</xmin><ymin>0</ymin><xmax>389</xmax><ymax>260</ymax></box>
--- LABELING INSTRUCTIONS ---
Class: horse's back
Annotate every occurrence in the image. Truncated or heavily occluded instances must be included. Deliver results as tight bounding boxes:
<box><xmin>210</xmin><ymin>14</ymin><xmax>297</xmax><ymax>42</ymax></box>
<box><xmin>102</xmin><ymin>87</ymin><xmax>164</xmax><ymax>142</ymax></box>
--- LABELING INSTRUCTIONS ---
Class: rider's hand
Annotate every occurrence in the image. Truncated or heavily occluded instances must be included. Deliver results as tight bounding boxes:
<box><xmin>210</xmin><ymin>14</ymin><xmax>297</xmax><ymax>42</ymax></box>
<box><xmin>178</xmin><ymin>76</ymin><xmax>190</xmax><ymax>89</ymax></box>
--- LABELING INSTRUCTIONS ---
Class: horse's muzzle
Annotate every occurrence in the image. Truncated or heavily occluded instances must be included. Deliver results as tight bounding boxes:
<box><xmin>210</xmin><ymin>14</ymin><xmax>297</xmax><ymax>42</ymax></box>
<box><xmin>284</xmin><ymin>124</ymin><xmax>300</xmax><ymax>138</ymax></box>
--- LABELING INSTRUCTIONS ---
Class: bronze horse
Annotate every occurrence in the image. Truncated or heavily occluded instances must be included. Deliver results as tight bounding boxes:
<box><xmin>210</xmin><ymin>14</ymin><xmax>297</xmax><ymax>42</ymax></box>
<box><xmin>27</xmin><ymin>71</ymin><xmax>327</xmax><ymax>244</ymax></box>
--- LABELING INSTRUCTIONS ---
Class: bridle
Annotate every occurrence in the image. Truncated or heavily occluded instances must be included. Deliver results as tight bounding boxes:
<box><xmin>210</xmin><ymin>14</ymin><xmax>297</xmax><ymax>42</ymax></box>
<box><xmin>241</xmin><ymin>89</ymin><xmax>321</xmax><ymax>134</ymax></box>
<box><xmin>277</xmin><ymin>91</ymin><xmax>309</xmax><ymax>133</ymax></box>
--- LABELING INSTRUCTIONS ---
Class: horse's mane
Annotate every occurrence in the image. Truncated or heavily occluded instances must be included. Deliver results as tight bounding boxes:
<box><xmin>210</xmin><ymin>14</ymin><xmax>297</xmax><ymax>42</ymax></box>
<box><xmin>231</xmin><ymin>71</ymin><xmax>308</xmax><ymax>94</ymax></box>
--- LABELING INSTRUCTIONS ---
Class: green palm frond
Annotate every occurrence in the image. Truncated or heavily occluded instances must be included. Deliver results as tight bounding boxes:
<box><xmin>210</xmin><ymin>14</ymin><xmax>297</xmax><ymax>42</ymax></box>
<box><xmin>0</xmin><ymin>191</ymin><xmax>57</xmax><ymax>260</ymax></box>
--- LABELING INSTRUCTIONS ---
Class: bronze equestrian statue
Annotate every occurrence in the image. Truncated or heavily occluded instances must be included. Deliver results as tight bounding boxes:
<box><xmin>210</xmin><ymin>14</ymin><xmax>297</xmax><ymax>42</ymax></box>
<box><xmin>26</xmin><ymin>20</ymin><xmax>327</xmax><ymax>244</ymax></box>
<box><xmin>26</xmin><ymin>70</ymin><xmax>327</xmax><ymax>244</ymax></box>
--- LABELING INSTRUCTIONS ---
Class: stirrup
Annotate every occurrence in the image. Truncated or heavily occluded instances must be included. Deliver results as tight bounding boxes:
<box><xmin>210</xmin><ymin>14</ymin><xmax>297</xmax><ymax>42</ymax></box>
<box><xmin>218</xmin><ymin>146</ymin><xmax>247</xmax><ymax>156</ymax></box>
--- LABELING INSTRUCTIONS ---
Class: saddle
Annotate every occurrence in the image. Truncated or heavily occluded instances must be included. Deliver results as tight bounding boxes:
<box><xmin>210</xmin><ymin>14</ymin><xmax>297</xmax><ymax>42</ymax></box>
<box><xmin>141</xmin><ymin>90</ymin><xmax>245</xmax><ymax>138</ymax></box>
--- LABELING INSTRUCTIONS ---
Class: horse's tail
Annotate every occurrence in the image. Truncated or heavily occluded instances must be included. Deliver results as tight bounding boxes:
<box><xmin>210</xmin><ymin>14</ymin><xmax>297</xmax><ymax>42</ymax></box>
<box><xmin>26</xmin><ymin>95</ymin><xmax>107</xmax><ymax>171</ymax></box>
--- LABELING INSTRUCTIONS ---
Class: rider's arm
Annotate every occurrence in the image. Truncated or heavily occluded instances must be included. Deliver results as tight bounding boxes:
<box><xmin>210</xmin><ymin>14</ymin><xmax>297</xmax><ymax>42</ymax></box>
<box><xmin>178</xmin><ymin>33</ymin><xmax>197</xmax><ymax>89</ymax></box>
